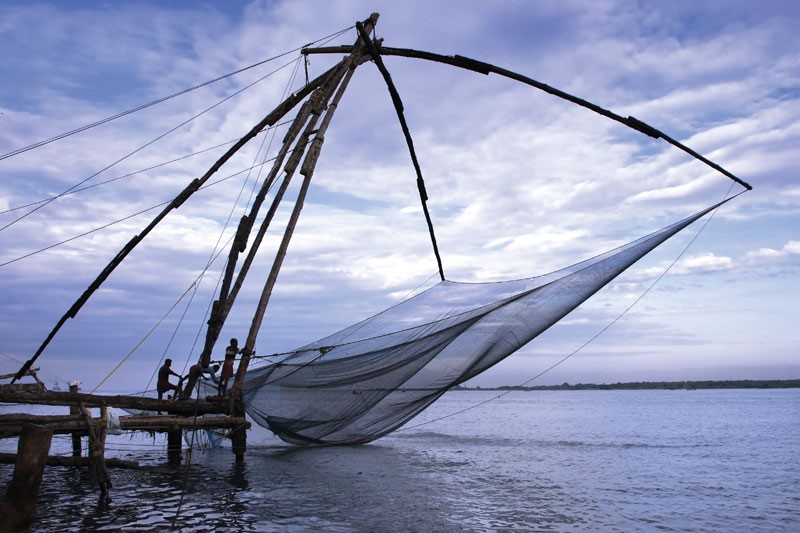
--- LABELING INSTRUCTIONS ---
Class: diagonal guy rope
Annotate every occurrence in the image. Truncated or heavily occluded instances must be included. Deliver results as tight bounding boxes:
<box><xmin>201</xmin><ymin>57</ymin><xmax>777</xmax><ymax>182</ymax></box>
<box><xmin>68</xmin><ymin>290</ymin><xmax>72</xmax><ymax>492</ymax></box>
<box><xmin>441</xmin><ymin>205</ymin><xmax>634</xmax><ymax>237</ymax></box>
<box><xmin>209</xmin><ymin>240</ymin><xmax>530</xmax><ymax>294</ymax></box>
<box><xmin>399</xmin><ymin>187</ymin><xmax>745</xmax><ymax>432</ymax></box>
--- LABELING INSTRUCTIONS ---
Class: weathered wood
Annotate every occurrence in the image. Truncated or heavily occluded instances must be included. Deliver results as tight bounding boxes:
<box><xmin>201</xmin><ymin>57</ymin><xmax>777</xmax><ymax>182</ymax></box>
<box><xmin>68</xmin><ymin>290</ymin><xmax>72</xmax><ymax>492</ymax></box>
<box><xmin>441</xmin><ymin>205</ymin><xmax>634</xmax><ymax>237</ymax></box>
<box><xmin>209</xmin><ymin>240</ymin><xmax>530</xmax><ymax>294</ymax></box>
<box><xmin>167</xmin><ymin>429</ymin><xmax>182</xmax><ymax>464</ymax></box>
<box><xmin>230</xmin><ymin>407</ymin><xmax>247</xmax><ymax>463</ymax></box>
<box><xmin>0</xmin><ymin>413</ymin><xmax>84</xmax><ymax>425</ymax></box>
<box><xmin>97</xmin><ymin>406</ymin><xmax>111</xmax><ymax>496</ymax></box>
<box><xmin>69</xmin><ymin>383</ymin><xmax>81</xmax><ymax>457</ymax></box>
<box><xmin>0</xmin><ymin>453</ymin><xmax>138</xmax><ymax>469</ymax></box>
<box><xmin>0</xmin><ymin>383</ymin><xmax>45</xmax><ymax>393</ymax></box>
<box><xmin>0</xmin><ymin>367</ymin><xmax>46</xmax><ymax>389</ymax></box>
<box><xmin>0</xmin><ymin>412</ymin><xmax>89</xmax><ymax>439</ymax></box>
<box><xmin>0</xmin><ymin>424</ymin><xmax>53</xmax><ymax>532</ymax></box>
<box><xmin>119</xmin><ymin>415</ymin><xmax>249</xmax><ymax>431</ymax></box>
<box><xmin>0</xmin><ymin>389</ymin><xmax>227</xmax><ymax>416</ymax></box>
<box><xmin>80</xmin><ymin>403</ymin><xmax>111</xmax><ymax>499</ymax></box>
<box><xmin>0</xmin><ymin>413</ymin><xmax>248</xmax><ymax>438</ymax></box>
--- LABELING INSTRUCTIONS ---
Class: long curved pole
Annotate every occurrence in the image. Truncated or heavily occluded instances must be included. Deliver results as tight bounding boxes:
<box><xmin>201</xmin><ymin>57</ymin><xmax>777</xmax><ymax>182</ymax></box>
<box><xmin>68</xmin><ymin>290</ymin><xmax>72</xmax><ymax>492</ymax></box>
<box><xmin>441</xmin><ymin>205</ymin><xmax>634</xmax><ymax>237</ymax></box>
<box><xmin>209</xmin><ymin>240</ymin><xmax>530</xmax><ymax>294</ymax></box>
<box><xmin>303</xmin><ymin>45</ymin><xmax>752</xmax><ymax>191</ymax></box>
<box><xmin>13</xmin><ymin>64</ymin><xmax>340</xmax><ymax>383</ymax></box>
<box><xmin>355</xmin><ymin>22</ymin><xmax>446</xmax><ymax>281</ymax></box>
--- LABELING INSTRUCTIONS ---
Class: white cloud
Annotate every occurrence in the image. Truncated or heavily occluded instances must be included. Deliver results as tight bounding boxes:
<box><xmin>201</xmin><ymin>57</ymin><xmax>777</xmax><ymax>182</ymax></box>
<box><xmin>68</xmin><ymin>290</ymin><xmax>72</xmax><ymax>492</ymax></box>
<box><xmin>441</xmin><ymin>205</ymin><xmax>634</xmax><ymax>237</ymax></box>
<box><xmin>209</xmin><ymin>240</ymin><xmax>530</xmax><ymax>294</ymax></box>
<box><xmin>0</xmin><ymin>0</ymin><xmax>797</xmax><ymax>390</ymax></box>
<box><xmin>744</xmin><ymin>241</ymin><xmax>800</xmax><ymax>267</ymax></box>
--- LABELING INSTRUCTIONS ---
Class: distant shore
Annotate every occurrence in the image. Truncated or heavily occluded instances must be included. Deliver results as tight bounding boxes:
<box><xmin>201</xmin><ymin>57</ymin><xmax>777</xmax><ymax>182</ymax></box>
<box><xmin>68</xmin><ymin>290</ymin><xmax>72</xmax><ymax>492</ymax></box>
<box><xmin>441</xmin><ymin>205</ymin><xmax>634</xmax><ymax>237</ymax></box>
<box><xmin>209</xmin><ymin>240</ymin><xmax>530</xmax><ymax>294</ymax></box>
<box><xmin>457</xmin><ymin>379</ymin><xmax>800</xmax><ymax>391</ymax></box>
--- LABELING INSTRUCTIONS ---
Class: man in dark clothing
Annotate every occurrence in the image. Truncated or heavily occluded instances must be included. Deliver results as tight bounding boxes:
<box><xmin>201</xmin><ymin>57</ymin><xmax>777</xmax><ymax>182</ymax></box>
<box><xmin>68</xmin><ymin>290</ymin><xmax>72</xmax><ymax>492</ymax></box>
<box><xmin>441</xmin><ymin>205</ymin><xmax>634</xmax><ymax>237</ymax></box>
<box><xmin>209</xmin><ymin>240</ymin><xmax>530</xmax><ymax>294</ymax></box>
<box><xmin>218</xmin><ymin>338</ymin><xmax>242</xmax><ymax>396</ymax></box>
<box><xmin>157</xmin><ymin>358</ymin><xmax>182</xmax><ymax>400</ymax></box>
<box><xmin>181</xmin><ymin>363</ymin><xmax>219</xmax><ymax>400</ymax></box>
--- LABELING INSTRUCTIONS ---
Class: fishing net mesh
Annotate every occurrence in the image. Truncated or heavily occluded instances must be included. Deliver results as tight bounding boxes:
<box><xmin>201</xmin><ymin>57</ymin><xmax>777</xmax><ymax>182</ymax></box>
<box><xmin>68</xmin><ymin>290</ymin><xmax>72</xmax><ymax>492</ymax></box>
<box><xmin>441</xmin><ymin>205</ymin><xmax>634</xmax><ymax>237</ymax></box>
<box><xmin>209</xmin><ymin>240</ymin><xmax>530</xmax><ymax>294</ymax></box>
<box><xmin>232</xmin><ymin>200</ymin><xmax>726</xmax><ymax>445</ymax></box>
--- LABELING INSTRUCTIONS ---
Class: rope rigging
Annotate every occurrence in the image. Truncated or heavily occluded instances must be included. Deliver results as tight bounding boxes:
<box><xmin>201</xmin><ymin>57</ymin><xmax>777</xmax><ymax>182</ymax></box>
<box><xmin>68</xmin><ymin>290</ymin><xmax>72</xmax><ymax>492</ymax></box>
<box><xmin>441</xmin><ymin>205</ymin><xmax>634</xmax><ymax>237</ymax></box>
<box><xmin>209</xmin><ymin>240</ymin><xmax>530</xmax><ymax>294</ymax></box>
<box><xmin>10</xmin><ymin>56</ymin><xmax>343</xmax><ymax>383</ymax></box>
<box><xmin>0</xmin><ymin>25</ymin><xmax>354</xmax><ymax>163</ymax></box>
<box><xmin>11</xmin><ymin>24</ymin><xmax>356</xmax><ymax>387</ymax></box>
<box><xmin>0</xmin><ymin>56</ymin><xmax>302</xmax><ymax>235</ymax></box>
<box><xmin>399</xmin><ymin>187</ymin><xmax>746</xmax><ymax>432</ymax></box>
<box><xmin>355</xmin><ymin>21</ymin><xmax>446</xmax><ymax>282</ymax></box>
<box><xmin>303</xmin><ymin>44</ymin><xmax>753</xmax><ymax>192</ymax></box>
<box><xmin>0</xmin><ymin>156</ymin><xmax>279</xmax><ymax>268</ymax></box>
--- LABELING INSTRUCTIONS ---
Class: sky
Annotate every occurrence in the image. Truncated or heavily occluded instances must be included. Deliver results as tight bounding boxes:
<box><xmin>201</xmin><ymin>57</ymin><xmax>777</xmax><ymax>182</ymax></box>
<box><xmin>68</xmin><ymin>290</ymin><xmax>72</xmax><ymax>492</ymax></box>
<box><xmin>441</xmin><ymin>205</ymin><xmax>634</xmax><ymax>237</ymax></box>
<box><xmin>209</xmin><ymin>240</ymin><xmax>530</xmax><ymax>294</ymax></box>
<box><xmin>0</xmin><ymin>0</ymin><xmax>797</xmax><ymax>393</ymax></box>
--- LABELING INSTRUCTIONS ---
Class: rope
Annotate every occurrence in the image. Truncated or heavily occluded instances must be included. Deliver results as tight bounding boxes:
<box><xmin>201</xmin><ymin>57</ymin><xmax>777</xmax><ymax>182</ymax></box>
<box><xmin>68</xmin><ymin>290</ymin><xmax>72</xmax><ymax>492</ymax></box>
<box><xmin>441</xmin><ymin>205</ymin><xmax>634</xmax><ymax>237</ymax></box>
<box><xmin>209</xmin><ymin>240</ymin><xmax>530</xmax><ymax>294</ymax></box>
<box><xmin>1</xmin><ymin>57</ymin><xmax>300</xmax><ymax>234</ymax></box>
<box><xmin>355</xmin><ymin>22</ymin><xmax>446</xmax><ymax>281</ymax></box>
<box><xmin>95</xmin><ymin>221</ymin><xmax>236</xmax><ymax>393</ymax></box>
<box><xmin>0</xmin><ymin>158</ymin><xmax>274</xmax><ymax>268</ymax></box>
<box><xmin>1</xmin><ymin>118</ymin><xmax>296</xmax><ymax>216</ymax></box>
<box><xmin>181</xmin><ymin>55</ymin><xmax>307</xmax><ymax>375</ymax></box>
<box><xmin>91</xmin><ymin>281</ymin><xmax>198</xmax><ymax>393</ymax></box>
<box><xmin>140</xmin><ymin>232</ymin><xmax>236</xmax><ymax>396</ymax></box>
<box><xmin>398</xmin><ymin>187</ymin><xmax>743</xmax><ymax>432</ymax></box>
<box><xmin>0</xmin><ymin>25</ymin><xmax>354</xmax><ymax>163</ymax></box>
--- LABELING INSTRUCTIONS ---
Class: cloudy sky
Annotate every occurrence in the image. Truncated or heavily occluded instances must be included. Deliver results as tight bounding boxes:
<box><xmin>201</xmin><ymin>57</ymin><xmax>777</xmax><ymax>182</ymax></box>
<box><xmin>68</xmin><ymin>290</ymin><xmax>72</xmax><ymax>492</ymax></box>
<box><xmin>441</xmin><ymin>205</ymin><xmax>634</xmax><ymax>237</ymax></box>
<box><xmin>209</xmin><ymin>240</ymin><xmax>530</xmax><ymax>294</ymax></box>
<box><xmin>0</xmin><ymin>0</ymin><xmax>797</xmax><ymax>393</ymax></box>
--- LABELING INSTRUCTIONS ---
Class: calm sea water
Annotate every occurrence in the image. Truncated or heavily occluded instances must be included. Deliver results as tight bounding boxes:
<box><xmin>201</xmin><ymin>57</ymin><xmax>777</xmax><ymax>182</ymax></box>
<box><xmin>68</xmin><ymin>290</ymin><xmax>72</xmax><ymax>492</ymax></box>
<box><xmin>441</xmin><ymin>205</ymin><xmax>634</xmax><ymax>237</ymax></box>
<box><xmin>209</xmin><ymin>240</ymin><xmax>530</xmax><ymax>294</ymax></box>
<box><xmin>1</xmin><ymin>389</ymin><xmax>797</xmax><ymax>532</ymax></box>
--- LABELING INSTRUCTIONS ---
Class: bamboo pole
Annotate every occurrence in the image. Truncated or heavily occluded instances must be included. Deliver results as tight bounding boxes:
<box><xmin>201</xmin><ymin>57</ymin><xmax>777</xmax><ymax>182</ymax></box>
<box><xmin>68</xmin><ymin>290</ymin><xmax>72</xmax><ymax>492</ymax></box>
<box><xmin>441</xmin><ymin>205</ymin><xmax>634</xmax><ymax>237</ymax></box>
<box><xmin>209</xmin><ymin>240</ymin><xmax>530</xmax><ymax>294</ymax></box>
<box><xmin>234</xmin><ymin>13</ymin><xmax>379</xmax><ymax>394</ymax></box>
<box><xmin>13</xmin><ymin>62</ymin><xmax>343</xmax><ymax>384</ymax></box>
<box><xmin>199</xmin><ymin>86</ymin><xmax>333</xmax><ymax>366</ymax></box>
<box><xmin>225</xmin><ymin>15</ymin><xmax>379</xmax><ymax>461</ymax></box>
<box><xmin>304</xmin><ymin>44</ymin><xmax>752</xmax><ymax>191</ymax></box>
<box><xmin>231</xmin><ymin>69</ymin><xmax>350</xmax><ymax>402</ymax></box>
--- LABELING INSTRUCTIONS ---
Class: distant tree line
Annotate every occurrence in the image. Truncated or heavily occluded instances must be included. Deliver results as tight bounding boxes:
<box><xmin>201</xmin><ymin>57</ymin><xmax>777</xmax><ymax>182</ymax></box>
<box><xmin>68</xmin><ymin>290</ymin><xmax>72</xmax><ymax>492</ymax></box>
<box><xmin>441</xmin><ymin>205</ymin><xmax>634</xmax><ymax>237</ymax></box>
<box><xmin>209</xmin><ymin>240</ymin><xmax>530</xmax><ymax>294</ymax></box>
<box><xmin>454</xmin><ymin>379</ymin><xmax>800</xmax><ymax>391</ymax></box>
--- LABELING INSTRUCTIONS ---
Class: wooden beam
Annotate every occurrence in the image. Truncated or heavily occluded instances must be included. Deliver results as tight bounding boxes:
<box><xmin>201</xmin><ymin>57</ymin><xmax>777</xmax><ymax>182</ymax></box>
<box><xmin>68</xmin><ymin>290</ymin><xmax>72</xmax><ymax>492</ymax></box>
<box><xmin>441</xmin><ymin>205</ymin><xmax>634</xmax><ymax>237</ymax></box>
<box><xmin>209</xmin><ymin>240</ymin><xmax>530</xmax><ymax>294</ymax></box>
<box><xmin>0</xmin><ymin>453</ymin><xmax>138</xmax><ymax>469</ymax></box>
<box><xmin>119</xmin><ymin>415</ymin><xmax>249</xmax><ymax>431</ymax></box>
<box><xmin>0</xmin><ymin>413</ymin><xmax>248</xmax><ymax>437</ymax></box>
<box><xmin>0</xmin><ymin>389</ymin><xmax>227</xmax><ymax>415</ymax></box>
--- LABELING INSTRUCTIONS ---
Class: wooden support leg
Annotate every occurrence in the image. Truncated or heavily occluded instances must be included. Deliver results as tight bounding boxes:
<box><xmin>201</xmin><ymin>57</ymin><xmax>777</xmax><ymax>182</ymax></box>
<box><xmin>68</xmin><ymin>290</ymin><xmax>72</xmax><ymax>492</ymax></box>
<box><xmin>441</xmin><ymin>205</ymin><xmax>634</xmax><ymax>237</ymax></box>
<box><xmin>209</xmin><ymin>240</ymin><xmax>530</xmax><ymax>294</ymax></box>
<box><xmin>79</xmin><ymin>403</ymin><xmax>112</xmax><ymax>500</ymax></box>
<box><xmin>167</xmin><ymin>428</ymin><xmax>182</xmax><ymax>464</ymax></box>
<box><xmin>230</xmin><ymin>392</ymin><xmax>246</xmax><ymax>463</ymax></box>
<box><xmin>231</xmin><ymin>426</ymin><xmax>246</xmax><ymax>463</ymax></box>
<box><xmin>96</xmin><ymin>406</ymin><xmax>111</xmax><ymax>500</ymax></box>
<box><xmin>0</xmin><ymin>424</ymin><xmax>53</xmax><ymax>532</ymax></box>
<box><xmin>69</xmin><ymin>383</ymin><xmax>81</xmax><ymax>457</ymax></box>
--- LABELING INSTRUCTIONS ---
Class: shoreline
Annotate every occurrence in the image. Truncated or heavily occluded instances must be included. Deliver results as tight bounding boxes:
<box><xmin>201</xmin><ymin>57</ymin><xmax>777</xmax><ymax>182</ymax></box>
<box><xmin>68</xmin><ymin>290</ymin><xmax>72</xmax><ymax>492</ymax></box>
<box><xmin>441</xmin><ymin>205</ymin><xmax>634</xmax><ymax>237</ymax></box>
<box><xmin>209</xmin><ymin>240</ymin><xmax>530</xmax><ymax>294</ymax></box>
<box><xmin>458</xmin><ymin>379</ymin><xmax>800</xmax><ymax>391</ymax></box>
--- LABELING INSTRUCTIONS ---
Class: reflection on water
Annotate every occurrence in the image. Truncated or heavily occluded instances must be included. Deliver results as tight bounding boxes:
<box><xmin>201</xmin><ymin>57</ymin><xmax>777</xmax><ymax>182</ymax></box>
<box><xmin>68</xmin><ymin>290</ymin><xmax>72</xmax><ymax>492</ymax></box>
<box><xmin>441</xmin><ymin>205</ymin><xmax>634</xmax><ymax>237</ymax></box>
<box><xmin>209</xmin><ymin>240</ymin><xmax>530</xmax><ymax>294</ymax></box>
<box><xmin>0</xmin><ymin>389</ymin><xmax>797</xmax><ymax>531</ymax></box>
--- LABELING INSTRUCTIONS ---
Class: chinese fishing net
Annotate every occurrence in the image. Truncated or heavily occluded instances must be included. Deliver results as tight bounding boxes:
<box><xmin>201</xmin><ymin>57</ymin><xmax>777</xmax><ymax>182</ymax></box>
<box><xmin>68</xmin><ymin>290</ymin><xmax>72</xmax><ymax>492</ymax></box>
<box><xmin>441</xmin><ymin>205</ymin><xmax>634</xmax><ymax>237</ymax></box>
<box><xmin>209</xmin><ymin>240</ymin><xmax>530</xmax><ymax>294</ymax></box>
<box><xmin>237</xmin><ymin>198</ymin><xmax>731</xmax><ymax>445</ymax></box>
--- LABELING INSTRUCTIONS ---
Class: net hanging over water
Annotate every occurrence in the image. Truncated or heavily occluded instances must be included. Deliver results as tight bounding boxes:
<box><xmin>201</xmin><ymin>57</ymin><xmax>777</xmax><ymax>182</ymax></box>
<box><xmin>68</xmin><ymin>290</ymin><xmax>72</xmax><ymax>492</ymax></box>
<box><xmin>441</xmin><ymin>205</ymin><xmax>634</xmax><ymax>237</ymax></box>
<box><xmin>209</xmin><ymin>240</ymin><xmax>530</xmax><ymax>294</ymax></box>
<box><xmin>239</xmin><ymin>199</ymin><xmax>730</xmax><ymax>445</ymax></box>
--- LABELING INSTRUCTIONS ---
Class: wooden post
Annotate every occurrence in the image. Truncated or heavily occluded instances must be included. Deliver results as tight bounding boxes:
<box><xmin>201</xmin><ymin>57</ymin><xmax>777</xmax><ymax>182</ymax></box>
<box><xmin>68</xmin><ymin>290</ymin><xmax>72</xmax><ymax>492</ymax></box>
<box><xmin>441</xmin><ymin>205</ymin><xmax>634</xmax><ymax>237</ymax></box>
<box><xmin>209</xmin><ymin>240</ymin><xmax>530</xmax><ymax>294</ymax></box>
<box><xmin>69</xmin><ymin>382</ymin><xmax>81</xmax><ymax>457</ymax></box>
<box><xmin>167</xmin><ymin>428</ymin><xmax>182</xmax><ymax>464</ymax></box>
<box><xmin>225</xmin><ymin>17</ymin><xmax>379</xmax><ymax>463</ymax></box>
<box><xmin>79</xmin><ymin>403</ymin><xmax>112</xmax><ymax>499</ymax></box>
<box><xmin>230</xmin><ymin>396</ymin><xmax>246</xmax><ymax>463</ymax></box>
<box><xmin>0</xmin><ymin>423</ymin><xmax>53</xmax><ymax>532</ymax></box>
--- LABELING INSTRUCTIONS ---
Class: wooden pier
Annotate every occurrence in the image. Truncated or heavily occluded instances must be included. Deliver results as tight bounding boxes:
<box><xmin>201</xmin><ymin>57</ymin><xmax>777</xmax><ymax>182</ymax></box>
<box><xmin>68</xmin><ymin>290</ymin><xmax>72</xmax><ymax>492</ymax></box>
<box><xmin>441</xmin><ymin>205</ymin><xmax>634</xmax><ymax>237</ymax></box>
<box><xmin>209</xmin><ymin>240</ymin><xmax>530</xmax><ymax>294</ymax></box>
<box><xmin>0</xmin><ymin>372</ymin><xmax>250</xmax><ymax>531</ymax></box>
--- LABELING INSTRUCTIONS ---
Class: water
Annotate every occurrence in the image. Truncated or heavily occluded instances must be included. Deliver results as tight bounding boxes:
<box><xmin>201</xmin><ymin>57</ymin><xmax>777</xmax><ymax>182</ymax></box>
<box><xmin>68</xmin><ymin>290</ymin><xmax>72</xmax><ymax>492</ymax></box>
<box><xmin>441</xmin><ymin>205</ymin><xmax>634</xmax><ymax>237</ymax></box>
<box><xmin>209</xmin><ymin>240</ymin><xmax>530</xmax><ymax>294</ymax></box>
<box><xmin>1</xmin><ymin>389</ymin><xmax>797</xmax><ymax>531</ymax></box>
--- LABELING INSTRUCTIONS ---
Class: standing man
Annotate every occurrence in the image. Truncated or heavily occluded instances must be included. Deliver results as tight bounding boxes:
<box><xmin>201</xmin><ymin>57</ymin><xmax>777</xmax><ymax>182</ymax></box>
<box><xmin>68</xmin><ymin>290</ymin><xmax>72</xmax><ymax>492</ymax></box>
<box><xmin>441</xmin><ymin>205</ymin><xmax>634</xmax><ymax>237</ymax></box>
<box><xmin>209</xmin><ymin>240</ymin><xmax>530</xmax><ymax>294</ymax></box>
<box><xmin>157</xmin><ymin>358</ymin><xmax>182</xmax><ymax>400</ymax></box>
<box><xmin>218</xmin><ymin>338</ymin><xmax>242</xmax><ymax>396</ymax></box>
<box><xmin>181</xmin><ymin>363</ymin><xmax>220</xmax><ymax>400</ymax></box>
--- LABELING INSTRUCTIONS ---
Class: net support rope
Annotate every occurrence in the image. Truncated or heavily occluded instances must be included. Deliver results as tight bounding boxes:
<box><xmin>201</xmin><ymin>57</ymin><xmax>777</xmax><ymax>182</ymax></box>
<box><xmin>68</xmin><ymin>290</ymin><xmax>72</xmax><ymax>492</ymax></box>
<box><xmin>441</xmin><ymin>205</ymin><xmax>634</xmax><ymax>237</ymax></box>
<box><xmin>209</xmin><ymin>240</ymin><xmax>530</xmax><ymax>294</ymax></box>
<box><xmin>399</xmin><ymin>187</ymin><xmax>743</xmax><ymax>432</ymax></box>
<box><xmin>238</xmin><ymin>193</ymin><xmax>742</xmax><ymax>445</ymax></box>
<box><xmin>0</xmin><ymin>26</ymin><xmax>354</xmax><ymax>162</ymax></box>
<box><xmin>355</xmin><ymin>21</ymin><xmax>446</xmax><ymax>281</ymax></box>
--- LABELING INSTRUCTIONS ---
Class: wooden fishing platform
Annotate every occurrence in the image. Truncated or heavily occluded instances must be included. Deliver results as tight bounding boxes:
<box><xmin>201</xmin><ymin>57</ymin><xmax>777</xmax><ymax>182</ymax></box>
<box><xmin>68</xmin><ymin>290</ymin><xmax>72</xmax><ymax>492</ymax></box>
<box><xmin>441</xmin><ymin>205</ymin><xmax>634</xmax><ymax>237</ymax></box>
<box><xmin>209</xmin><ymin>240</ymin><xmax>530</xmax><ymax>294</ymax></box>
<box><xmin>0</xmin><ymin>370</ymin><xmax>250</xmax><ymax>531</ymax></box>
